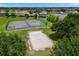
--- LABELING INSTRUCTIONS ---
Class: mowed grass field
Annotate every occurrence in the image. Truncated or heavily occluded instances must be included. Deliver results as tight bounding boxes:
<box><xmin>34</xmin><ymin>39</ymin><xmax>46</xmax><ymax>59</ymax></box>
<box><xmin>0</xmin><ymin>17</ymin><xmax>27</xmax><ymax>31</ymax></box>
<box><xmin>0</xmin><ymin>17</ymin><xmax>9</xmax><ymax>31</ymax></box>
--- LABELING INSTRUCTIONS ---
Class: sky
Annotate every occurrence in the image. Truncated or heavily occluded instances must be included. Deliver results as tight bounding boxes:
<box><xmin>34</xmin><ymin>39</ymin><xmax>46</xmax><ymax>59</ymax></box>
<box><xmin>0</xmin><ymin>3</ymin><xmax>79</xmax><ymax>7</ymax></box>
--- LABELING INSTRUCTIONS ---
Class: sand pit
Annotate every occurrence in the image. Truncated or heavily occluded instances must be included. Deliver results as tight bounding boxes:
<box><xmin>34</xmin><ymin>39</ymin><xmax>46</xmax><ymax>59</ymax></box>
<box><xmin>28</xmin><ymin>31</ymin><xmax>54</xmax><ymax>51</ymax></box>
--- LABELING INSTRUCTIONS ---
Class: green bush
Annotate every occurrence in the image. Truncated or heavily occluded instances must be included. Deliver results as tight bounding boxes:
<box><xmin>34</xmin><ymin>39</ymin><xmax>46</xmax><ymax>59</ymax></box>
<box><xmin>47</xmin><ymin>15</ymin><xmax>59</xmax><ymax>23</ymax></box>
<box><xmin>0</xmin><ymin>32</ymin><xmax>27</xmax><ymax>56</ymax></box>
<box><xmin>51</xmin><ymin>36</ymin><xmax>79</xmax><ymax>56</ymax></box>
<box><xmin>11</xmin><ymin>13</ymin><xmax>16</xmax><ymax>18</ymax></box>
<box><xmin>25</xmin><ymin>14</ymin><xmax>29</xmax><ymax>18</ymax></box>
<box><xmin>51</xmin><ymin>19</ymin><xmax>76</xmax><ymax>38</ymax></box>
<box><xmin>66</xmin><ymin>12</ymin><xmax>79</xmax><ymax>23</ymax></box>
<box><xmin>5</xmin><ymin>12</ymin><xmax>10</xmax><ymax>18</ymax></box>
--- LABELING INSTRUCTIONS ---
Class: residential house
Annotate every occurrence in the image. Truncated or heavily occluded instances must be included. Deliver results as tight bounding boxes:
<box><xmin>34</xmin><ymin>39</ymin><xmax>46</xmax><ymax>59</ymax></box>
<box><xmin>64</xmin><ymin>8</ymin><xmax>76</xmax><ymax>13</ymax></box>
<box><xmin>14</xmin><ymin>10</ymin><xmax>30</xmax><ymax>17</ymax></box>
<box><xmin>52</xmin><ymin>13</ymin><xmax>67</xmax><ymax>21</ymax></box>
<box><xmin>38</xmin><ymin>11</ymin><xmax>48</xmax><ymax>18</ymax></box>
<box><xmin>0</xmin><ymin>10</ymin><xmax>6</xmax><ymax>17</ymax></box>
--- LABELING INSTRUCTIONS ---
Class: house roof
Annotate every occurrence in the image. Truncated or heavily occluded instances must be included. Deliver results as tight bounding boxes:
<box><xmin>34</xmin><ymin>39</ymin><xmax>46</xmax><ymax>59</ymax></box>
<box><xmin>39</xmin><ymin>11</ymin><xmax>47</xmax><ymax>14</ymax></box>
<box><xmin>14</xmin><ymin>10</ymin><xmax>30</xmax><ymax>14</ymax></box>
<box><xmin>0</xmin><ymin>10</ymin><xmax>6</xmax><ymax>13</ymax></box>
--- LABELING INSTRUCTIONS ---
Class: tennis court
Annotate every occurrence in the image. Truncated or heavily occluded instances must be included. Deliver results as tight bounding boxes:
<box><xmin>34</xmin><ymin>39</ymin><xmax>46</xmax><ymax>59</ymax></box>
<box><xmin>7</xmin><ymin>20</ymin><xmax>46</xmax><ymax>30</ymax></box>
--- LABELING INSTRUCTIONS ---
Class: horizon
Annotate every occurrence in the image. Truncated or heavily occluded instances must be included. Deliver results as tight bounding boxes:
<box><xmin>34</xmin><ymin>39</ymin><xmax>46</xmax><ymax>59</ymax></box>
<box><xmin>0</xmin><ymin>3</ymin><xmax>79</xmax><ymax>7</ymax></box>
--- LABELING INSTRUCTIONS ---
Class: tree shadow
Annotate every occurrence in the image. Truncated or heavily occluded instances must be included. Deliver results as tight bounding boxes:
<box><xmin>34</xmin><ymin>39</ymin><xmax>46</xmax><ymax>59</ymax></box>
<box><xmin>49</xmin><ymin>33</ymin><xmax>60</xmax><ymax>41</ymax></box>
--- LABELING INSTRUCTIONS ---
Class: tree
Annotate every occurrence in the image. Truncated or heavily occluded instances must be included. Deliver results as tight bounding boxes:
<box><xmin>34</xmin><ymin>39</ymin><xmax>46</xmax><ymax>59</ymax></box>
<box><xmin>60</xmin><ymin>8</ymin><xmax>66</xmax><ymax>12</ymax></box>
<box><xmin>5</xmin><ymin>12</ymin><xmax>10</xmax><ymax>18</ymax></box>
<box><xmin>0</xmin><ymin>32</ymin><xmax>27</xmax><ymax>56</ymax></box>
<box><xmin>51</xmin><ymin>12</ymin><xmax>79</xmax><ymax>39</ymax></box>
<box><xmin>34</xmin><ymin>14</ymin><xmax>38</xmax><ymax>19</ymax></box>
<box><xmin>25</xmin><ymin>14</ymin><xmax>29</xmax><ymax>18</ymax></box>
<box><xmin>47</xmin><ymin>15</ymin><xmax>59</xmax><ymax>23</ymax></box>
<box><xmin>11</xmin><ymin>13</ymin><xmax>16</xmax><ymax>18</ymax></box>
<box><xmin>5</xmin><ymin>10</ymin><xmax>10</xmax><ymax>18</ymax></box>
<box><xmin>50</xmin><ymin>36</ymin><xmax>79</xmax><ymax>56</ymax></box>
<box><xmin>66</xmin><ymin>12</ymin><xmax>79</xmax><ymax>23</ymax></box>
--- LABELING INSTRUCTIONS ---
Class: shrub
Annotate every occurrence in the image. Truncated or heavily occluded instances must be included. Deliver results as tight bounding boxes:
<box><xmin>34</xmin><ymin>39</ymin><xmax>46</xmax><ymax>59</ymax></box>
<box><xmin>51</xmin><ymin>36</ymin><xmax>79</xmax><ymax>56</ymax></box>
<box><xmin>0</xmin><ymin>32</ymin><xmax>27</xmax><ymax>56</ymax></box>
<box><xmin>47</xmin><ymin>15</ymin><xmax>59</xmax><ymax>23</ymax></box>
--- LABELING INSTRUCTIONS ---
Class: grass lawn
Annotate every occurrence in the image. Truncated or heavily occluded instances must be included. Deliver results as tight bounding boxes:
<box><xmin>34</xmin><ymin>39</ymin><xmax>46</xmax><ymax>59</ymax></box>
<box><xmin>0</xmin><ymin>17</ymin><xmax>9</xmax><ymax>31</ymax></box>
<box><xmin>0</xmin><ymin>17</ymin><xmax>27</xmax><ymax>31</ymax></box>
<box><xmin>38</xmin><ymin>18</ymin><xmax>53</xmax><ymax>28</ymax></box>
<box><xmin>42</xmin><ymin>28</ymin><xmax>55</xmax><ymax>36</ymax></box>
